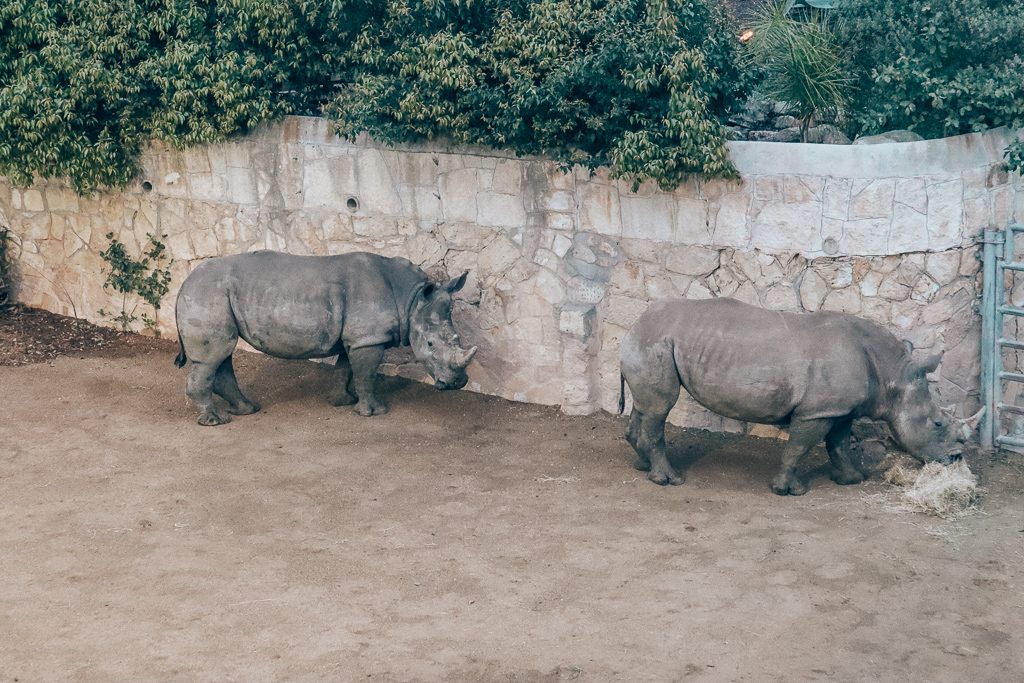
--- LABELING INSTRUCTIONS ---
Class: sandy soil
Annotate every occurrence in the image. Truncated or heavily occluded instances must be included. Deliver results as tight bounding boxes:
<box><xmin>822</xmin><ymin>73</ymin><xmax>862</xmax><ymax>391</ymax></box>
<box><xmin>2</xmin><ymin>345</ymin><xmax>1023</xmax><ymax>682</ymax></box>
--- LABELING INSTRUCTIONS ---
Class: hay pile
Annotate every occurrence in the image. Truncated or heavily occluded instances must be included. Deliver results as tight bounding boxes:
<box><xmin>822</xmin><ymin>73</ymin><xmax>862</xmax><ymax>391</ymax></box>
<box><xmin>883</xmin><ymin>460</ymin><xmax>980</xmax><ymax>519</ymax></box>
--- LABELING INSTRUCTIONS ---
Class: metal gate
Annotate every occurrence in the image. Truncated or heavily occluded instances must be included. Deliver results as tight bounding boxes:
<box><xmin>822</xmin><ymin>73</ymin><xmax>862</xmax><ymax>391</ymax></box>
<box><xmin>980</xmin><ymin>224</ymin><xmax>1024</xmax><ymax>450</ymax></box>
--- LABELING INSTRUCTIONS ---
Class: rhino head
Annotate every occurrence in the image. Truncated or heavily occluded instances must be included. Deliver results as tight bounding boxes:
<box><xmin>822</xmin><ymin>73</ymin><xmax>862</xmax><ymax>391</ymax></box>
<box><xmin>408</xmin><ymin>272</ymin><xmax>477</xmax><ymax>391</ymax></box>
<box><xmin>886</xmin><ymin>342</ymin><xmax>965</xmax><ymax>464</ymax></box>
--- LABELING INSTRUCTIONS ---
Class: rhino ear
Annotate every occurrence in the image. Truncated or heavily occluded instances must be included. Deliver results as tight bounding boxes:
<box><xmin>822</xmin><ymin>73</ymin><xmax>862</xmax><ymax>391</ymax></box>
<box><xmin>445</xmin><ymin>271</ymin><xmax>469</xmax><ymax>293</ymax></box>
<box><xmin>906</xmin><ymin>352</ymin><xmax>943</xmax><ymax>379</ymax></box>
<box><xmin>902</xmin><ymin>339</ymin><xmax>914</xmax><ymax>356</ymax></box>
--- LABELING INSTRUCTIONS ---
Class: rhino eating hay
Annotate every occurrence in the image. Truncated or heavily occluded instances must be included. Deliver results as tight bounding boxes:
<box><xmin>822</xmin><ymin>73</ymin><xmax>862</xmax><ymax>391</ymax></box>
<box><xmin>174</xmin><ymin>250</ymin><xmax>476</xmax><ymax>425</ymax></box>
<box><xmin>619</xmin><ymin>297</ymin><xmax>966</xmax><ymax>495</ymax></box>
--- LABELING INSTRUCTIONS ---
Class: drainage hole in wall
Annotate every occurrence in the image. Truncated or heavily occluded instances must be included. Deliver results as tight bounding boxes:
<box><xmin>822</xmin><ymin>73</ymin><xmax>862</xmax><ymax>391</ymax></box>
<box><xmin>141</xmin><ymin>180</ymin><xmax>153</xmax><ymax>192</ymax></box>
<box><xmin>346</xmin><ymin>196</ymin><xmax>359</xmax><ymax>213</ymax></box>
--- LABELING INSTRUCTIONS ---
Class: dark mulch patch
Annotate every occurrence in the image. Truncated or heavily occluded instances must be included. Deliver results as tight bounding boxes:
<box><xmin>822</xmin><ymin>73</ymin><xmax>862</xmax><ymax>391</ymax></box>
<box><xmin>0</xmin><ymin>305</ymin><xmax>177</xmax><ymax>366</ymax></box>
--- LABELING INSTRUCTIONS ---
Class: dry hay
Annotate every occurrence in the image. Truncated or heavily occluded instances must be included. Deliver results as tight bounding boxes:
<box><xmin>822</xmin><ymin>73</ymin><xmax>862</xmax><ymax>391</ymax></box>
<box><xmin>883</xmin><ymin>460</ymin><xmax>980</xmax><ymax>519</ymax></box>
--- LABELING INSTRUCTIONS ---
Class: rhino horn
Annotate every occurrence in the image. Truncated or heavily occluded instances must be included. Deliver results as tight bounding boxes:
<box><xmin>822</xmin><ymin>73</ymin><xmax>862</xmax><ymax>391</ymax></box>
<box><xmin>458</xmin><ymin>346</ymin><xmax>478</xmax><ymax>368</ymax></box>
<box><xmin>953</xmin><ymin>407</ymin><xmax>985</xmax><ymax>442</ymax></box>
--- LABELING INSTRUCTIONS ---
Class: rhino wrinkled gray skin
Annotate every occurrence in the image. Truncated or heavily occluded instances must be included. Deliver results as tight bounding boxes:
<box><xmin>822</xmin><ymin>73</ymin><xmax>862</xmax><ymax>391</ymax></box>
<box><xmin>174</xmin><ymin>251</ymin><xmax>477</xmax><ymax>425</ymax></box>
<box><xmin>619</xmin><ymin>298</ymin><xmax>964</xmax><ymax>495</ymax></box>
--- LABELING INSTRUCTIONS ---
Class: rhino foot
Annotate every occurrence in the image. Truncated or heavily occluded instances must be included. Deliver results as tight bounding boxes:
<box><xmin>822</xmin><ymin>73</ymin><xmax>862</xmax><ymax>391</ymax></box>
<box><xmin>329</xmin><ymin>391</ymin><xmax>357</xmax><ymax>407</ymax></box>
<box><xmin>770</xmin><ymin>475</ymin><xmax>807</xmax><ymax>496</ymax></box>
<box><xmin>227</xmin><ymin>401</ymin><xmax>261</xmax><ymax>415</ymax></box>
<box><xmin>632</xmin><ymin>456</ymin><xmax>651</xmax><ymax>472</ymax></box>
<box><xmin>197</xmin><ymin>410</ymin><xmax>231</xmax><ymax>426</ymax></box>
<box><xmin>355</xmin><ymin>399</ymin><xmax>389</xmax><ymax>417</ymax></box>
<box><xmin>831</xmin><ymin>468</ymin><xmax>865</xmax><ymax>486</ymax></box>
<box><xmin>647</xmin><ymin>469</ymin><xmax>683</xmax><ymax>486</ymax></box>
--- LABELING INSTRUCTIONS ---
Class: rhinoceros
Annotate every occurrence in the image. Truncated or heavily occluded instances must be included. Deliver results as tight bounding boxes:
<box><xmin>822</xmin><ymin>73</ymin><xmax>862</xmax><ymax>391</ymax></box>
<box><xmin>173</xmin><ymin>250</ymin><xmax>477</xmax><ymax>425</ymax></box>
<box><xmin>618</xmin><ymin>297</ymin><xmax>965</xmax><ymax>495</ymax></box>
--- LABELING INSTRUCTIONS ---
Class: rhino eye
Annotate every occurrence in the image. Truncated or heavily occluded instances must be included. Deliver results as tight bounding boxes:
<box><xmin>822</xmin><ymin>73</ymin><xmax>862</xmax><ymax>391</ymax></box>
<box><xmin>427</xmin><ymin>341</ymin><xmax>433</xmax><ymax>347</ymax></box>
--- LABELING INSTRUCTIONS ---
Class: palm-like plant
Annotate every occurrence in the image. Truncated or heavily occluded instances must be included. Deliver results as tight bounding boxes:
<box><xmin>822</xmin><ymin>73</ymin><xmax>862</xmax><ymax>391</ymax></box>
<box><xmin>745</xmin><ymin>0</ymin><xmax>850</xmax><ymax>141</ymax></box>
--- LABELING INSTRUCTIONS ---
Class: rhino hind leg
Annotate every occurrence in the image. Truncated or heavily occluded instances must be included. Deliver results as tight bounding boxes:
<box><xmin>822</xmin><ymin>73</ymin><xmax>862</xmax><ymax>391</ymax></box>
<box><xmin>348</xmin><ymin>345</ymin><xmax>388</xmax><ymax>417</ymax></box>
<box><xmin>186</xmin><ymin>362</ymin><xmax>232</xmax><ymax>426</ymax></box>
<box><xmin>771</xmin><ymin>418</ymin><xmax>834</xmax><ymax>495</ymax></box>
<box><xmin>825</xmin><ymin>417</ymin><xmax>865</xmax><ymax>485</ymax></box>
<box><xmin>625</xmin><ymin>410</ymin><xmax>651</xmax><ymax>471</ymax></box>
<box><xmin>213</xmin><ymin>356</ymin><xmax>261</xmax><ymax>415</ymax></box>
<box><xmin>328</xmin><ymin>351</ymin><xmax>357</xmax><ymax>406</ymax></box>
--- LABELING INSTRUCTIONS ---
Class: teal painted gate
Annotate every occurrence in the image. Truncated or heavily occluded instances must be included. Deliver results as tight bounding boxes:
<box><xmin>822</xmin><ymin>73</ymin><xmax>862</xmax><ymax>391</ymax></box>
<box><xmin>980</xmin><ymin>224</ymin><xmax>1024</xmax><ymax>450</ymax></box>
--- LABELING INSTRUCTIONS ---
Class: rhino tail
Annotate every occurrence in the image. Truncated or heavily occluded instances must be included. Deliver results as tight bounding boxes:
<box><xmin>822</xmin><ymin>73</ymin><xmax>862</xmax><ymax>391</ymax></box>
<box><xmin>174</xmin><ymin>339</ymin><xmax>187</xmax><ymax>368</ymax></box>
<box><xmin>618</xmin><ymin>373</ymin><xmax>626</xmax><ymax>415</ymax></box>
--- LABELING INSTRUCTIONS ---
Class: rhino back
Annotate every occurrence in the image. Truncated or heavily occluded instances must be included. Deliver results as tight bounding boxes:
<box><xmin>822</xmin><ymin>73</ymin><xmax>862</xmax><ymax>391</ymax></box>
<box><xmin>186</xmin><ymin>251</ymin><xmax>416</xmax><ymax>359</ymax></box>
<box><xmin>646</xmin><ymin>298</ymin><xmax>881</xmax><ymax>423</ymax></box>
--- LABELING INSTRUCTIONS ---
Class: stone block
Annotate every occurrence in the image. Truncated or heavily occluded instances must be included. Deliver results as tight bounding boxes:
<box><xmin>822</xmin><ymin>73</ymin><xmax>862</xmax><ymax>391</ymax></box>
<box><xmin>477</xmin><ymin>235</ymin><xmax>521</xmax><ymax>275</ymax></box>
<box><xmin>578</xmin><ymin>182</ymin><xmax>622</xmax><ymax>237</ymax></box>
<box><xmin>888</xmin><ymin>203</ymin><xmax>929</xmax><ymax>253</ymax></box>
<box><xmin>303</xmin><ymin>154</ymin><xmax>358</xmax><ymax>207</ymax></box>
<box><xmin>821</xmin><ymin>287</ymin><xmax>862</xmax><ymax>314</ymax></box>
<box><xmin>489</xmin><ymin>159</ymin><xmax>523</xmax><ymax>194</ymax></box>
<box><xmin>763</xmin><ymin>282</ymin><xmax>799</xmax><ymax>310</ymax></box>
<box><xmin>356</xmin><ymin>149</ymin><xmax>403</xmax><ymax>215</ymax></box>
<box><xmin>711</xmin><ymin>191</ymin><xmax>751</xmax><ymax>248</ymax></box>
<box><xmin>925</xmin><ymin>250</ymin><xmax>961</xmax><ymax>285</ymax></box>
<box><xmin>783</xmin><ymin>176</ymin><xmax>824</xmax><ymax>203</ymax></box>
<box><xmin>895</xmin><ymin>178</ymin><xmax>927</xmax><ymax>213</ymax></box>
<box><xmin>45</xmin><ymin>188</ymin><xmax>79</xmax><ymax>213</ymax></box>
<box><xmin>552</xmin><ymin>234</ymin><xmax>572</xmax><ymax>258</ymax></box>
<box><xmin>843</xmin><ymin>218</ymin><xmax>890</xmax><ymax>255</ymax></box>
<box><xmin>353</xmin><ymin>215</ymin><xmax>398</xmax><ymax>238</ymax></box>
<box><xmin>798</xmin><ymin>269</ymin><xmax>827</xmax><ymax>311</ymax></box>
<box><xmin>439</xmin><ymin>168</ymin><xmax>479</xmax><ymax>222</ymax></box>
<box><xmin>604</xmin><ymin>295</ymin><xmax>648</xmax><ymax>328</ymax></box>
<box><xmin>848</xmin><ymin>179</ymin><xmax>895</xmax><ymax>221</ymax></box>
<box><xmin>22</xmin><ymin>189</ymin><xmax>45</xmax><ymax>212</ymax></box>
<box><xmin>674</xmin><ymin>197</ymin><xmax>712</xmax><ymax>243</ymax></box>
<box><xmin>477</xmin><ymin>192</ymin><xmax>527</xmax><ymax>227</ymax></box>
<box><xmin>821</xmin><ymin>178</ymin><xmax>851</xmax><ymax>220</ymax></box>
<box><xmin>666</xmin><ymin>245</ymin><xmax>720</xmax><ymax>276</ymax></box>
<box><xmin>559</xmin><ymin>305</ymin><xmax>595</xmax><ymax>337</ymax></box>
<box><xmin>621</xmin><ymin>194</ymin><xmax>673</xmax><ymax>241</ymax></box>
<box><xmin>858</xmin><ymin>270</ymin><xmax>883</xmax><ymax>297</ymax></box>
<box><xmin>535</xmin><ymin>269</ymin><xmax>565</xmax><ymax>304</ymax></box>
<box><xmin>926</xmin><ymin>179</ymin><xmax>964</xmax><ymax>248</ymax></box>
<box><xmin>750</xmin><ymin>201</ymin><xmax>822</xmax><ymax>252</ymax></box>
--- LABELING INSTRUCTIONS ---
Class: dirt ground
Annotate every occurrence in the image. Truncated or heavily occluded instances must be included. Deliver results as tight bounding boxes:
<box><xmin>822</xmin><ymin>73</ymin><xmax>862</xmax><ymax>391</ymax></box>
<box><xmin>2</xmin><ymin>313</ymin><xmax>1023</xmax><ymax>682</ymax></box>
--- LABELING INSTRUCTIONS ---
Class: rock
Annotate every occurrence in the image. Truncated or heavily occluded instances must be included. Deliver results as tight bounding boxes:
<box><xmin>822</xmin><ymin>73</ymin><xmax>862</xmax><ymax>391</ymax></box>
<box><xmin>806</xmin><ymin>125</ymin><xmax>852</xmax><ymax>145</ymax></box>
<box><xmin>666</xmin><ymin>246</ymin><xmax>720</xmax><ymax>276</ymax></box>
<box><xmin>774</xmin><ymin>115</ymin><xmax>800</xmax><ymax>130</ymax></box>
<box><xmin>799</xmin><ymin>270</ymin><xmax>828</xmax><ymax>311</ymax></box>
<box><xmin>853</xmin><ymin>130</ymin><xmax>925</xmax><ymax>145</ymax></box>
<box><xmin>747</xmin><ymin>127</ymin><xmax>802</xmax><ymax>143</ymax></box>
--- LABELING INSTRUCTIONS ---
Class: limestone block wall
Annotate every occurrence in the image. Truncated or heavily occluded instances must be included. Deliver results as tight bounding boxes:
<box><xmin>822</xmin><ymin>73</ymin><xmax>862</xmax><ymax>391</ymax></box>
<box><xmin>2</xmin><ymin>118</ymin><xmax>1021</xmax><ymax>430</ymax></box>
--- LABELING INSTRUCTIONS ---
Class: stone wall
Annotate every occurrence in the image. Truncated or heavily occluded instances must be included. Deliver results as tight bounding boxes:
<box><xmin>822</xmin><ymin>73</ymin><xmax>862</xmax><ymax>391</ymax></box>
<box><xmin>2</xmin><ymin>118</ymin><xmax>1022</xmax><ymax>431</ymax></box>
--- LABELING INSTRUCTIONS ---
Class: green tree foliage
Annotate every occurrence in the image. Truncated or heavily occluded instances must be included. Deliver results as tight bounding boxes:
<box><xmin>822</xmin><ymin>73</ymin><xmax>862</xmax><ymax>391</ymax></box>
<box><xmin>327</xmin><ymin>0</ymin><xmax>748</xmax><ymax>189</ymax></box>
<box><xmin>745</xmin><ymin>0</ymin><xmax>850</xmax><ymax>141</ymax></box>
<box><xmin>0</xmin><ymin>0</ymin><xmax>366</xmax><ymax>192</ymax></box>
<box><xmin>839</xmin><ymin>0</ymin><xmax>1024</xmax><ymax>139</ymax></box>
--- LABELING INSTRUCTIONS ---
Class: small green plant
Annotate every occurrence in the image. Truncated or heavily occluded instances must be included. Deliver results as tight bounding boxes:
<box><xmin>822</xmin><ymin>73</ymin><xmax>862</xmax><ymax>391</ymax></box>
<box><xmin>1005</xmin><ymin>139</ymin><xmax>1024</xmax><ymax>175</ymax></box>
<box><xmin>98</xmin><ymin>232</ymin><xmax>172</xmax><ymax>334</ymax></box>
<box><xmin>745</xmin><ymin>0</ymin><xmax>851</xmax><ymax>141</ymax></box>
<box><xmin>0</xmin><ymin>226</ymin><xmax>12</xmax><ymax>311</ymax></box>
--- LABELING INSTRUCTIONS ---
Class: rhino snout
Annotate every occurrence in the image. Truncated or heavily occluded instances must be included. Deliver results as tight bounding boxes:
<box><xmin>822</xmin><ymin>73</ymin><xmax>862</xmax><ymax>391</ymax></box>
<box><xmin>435</xmin><ymin>375</ymin><xmax>468</xmax><ymax>391</ymax></box>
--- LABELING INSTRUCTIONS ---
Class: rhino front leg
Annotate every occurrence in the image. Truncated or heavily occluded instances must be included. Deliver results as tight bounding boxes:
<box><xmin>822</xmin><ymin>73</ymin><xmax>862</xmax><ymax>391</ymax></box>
<box><xmin>348</xmin><ymin>344</ymin><xmax>388</xmax><ymax>417</ymax></box>
<box><xmin>213</xmin><ymin>356</ymin><xmax>260</xmax><ymax>415</ymax></box>
<box><xmin>328</xmin><ymin>350</ymin><xmax>357</xmax><ymax>406</ymax></box>
<box><xmin>825</xmin><ymin>417</ymin><xmax>865</xmax><ymax>485</ymax></box>
<box><xmin>187</xmin><ymin>362</ymin><xmax>231</xmax><ymax>426</ymax></box>
<box><xmin>771</xmin><ymin>418</ymin><xmax>834</xmax><ymax>495</ymax></box>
